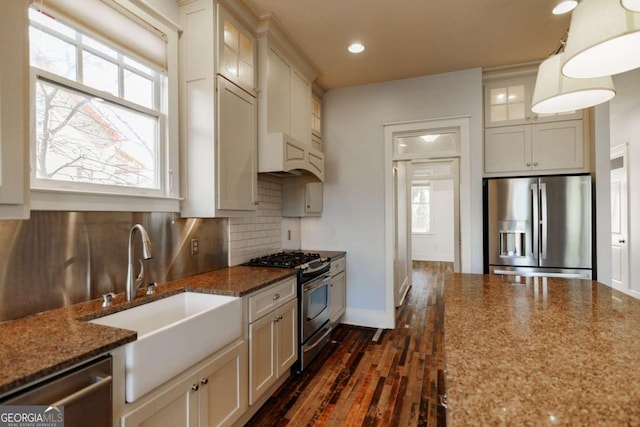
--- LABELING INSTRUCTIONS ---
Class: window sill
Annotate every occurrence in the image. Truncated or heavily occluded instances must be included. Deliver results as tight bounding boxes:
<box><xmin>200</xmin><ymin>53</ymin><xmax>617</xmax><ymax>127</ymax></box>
<box><xmin>31</xmin><ymin>188</ymin><xmax>182</xmax><ymax>212</ymax></box>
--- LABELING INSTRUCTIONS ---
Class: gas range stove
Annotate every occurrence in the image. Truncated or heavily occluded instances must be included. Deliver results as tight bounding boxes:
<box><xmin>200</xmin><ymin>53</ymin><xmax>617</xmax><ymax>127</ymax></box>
<box><xmin>245</xmin><ymin>252</ymin><xmax>325</xmax><ymax>269</ymax></box>
<box><xmin>244</xmin><ymin>252</ymin><xmax>330</xmax><ymax>284</ymax></box>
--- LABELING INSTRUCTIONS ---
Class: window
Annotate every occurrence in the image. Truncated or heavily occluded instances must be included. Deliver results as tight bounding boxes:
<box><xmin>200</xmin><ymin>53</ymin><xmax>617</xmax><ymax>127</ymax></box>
<box><xmin>412</xmin><ymin>184</ymin><xmax>431</xmax><ymax>233</ymax></box>
<box><xmin>29</xmin><ymin>7</ymin><xmax>164</xmax><ymax>194</ymax></box>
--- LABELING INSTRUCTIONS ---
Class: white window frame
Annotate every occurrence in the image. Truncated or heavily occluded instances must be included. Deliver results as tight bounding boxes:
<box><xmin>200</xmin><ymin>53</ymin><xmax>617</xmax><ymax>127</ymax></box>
<box><xmin>28</xmin><ymin>1</ymin><xmax>181</xmax><ymax>212</ymax></box>
<box><xmin>411</xmin><ymin>182</ymin><xmax>433</xmax><ymax>235</ymax></box>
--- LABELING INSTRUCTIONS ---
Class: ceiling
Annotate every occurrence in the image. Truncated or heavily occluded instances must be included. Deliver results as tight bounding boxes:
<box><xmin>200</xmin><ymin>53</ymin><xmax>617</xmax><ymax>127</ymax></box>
<box><xmin>245</xmin><ymin>0</ymin><xmax>572</xmax><ymax>90</ymax></box>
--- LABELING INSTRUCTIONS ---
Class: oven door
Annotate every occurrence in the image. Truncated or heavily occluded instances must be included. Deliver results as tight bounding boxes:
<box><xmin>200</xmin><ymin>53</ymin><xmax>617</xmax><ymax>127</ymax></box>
<box><xmin>302</xmin><ymin>273</ymin><xmax>331</xmax><ymax>342</ymax></box>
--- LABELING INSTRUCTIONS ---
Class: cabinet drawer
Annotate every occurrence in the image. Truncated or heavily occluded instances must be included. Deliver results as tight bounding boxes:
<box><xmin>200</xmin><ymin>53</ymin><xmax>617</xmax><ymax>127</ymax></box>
<box><xmin>331</xmin><ymin>257</ymin><xmax>345</xmax><ymax>276</ymax></box>
<box><xmin>248</xmin><ymin>277</ymin><xmax>297</xmax><ymax>323</ymax></box>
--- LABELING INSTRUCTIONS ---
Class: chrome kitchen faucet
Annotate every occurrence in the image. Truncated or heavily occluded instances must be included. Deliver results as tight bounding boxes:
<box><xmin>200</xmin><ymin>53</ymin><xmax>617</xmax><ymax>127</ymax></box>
<box><xmin>126</xmin><ymin>224</ymin><xmax>153</xmax><ymax>301</ymax></box>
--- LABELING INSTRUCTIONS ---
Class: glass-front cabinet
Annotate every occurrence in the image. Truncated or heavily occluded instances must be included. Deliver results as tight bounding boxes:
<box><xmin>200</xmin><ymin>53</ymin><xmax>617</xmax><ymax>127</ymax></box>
<box><xmin>217</xmin><ymin>5</ymin><xmax>256</xmax><ymax>94</ymax></box>
<box><xmin>484</xmin><ymin>75</ymin><xmax>582</xmax><ymax>128</ymax></box>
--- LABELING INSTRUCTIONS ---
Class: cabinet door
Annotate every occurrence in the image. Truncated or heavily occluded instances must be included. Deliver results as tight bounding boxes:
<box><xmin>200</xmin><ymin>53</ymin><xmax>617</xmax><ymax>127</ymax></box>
<box><xmin>267</xmin><ymin>48</ymin><xmax>291</xmax><ymax>135</ymax></box>
<box><xmin>276</xmin><ymin>299</ymin><xmax>298</xmax><ymax>375</ymax></box>
<box><xmin>217</xmin><ymin>5</ymin><xmax>255</xmax><ymax>93</ymax></box>
<box><xmin>249</xmin><ymin>312</ymin><xmax>277</xmax><ymax>404</ymax></box>
<box><xmin>484</xmin><ymin>126</ymin><xmax>532</xmax><ymax>174</ymax></box>
<box><xmin>484</xmin><ymin>78</ymin><xmax>532</xmax><ymax>128</ymax></box>
<box><xmin>311</xmin><ymin>94</ymin><xmax>322</xmax><ymax>138</ymax></box>
<box><xmin>531</xmin><ymin>120</ymin><xmax>584</xmax><ymax>172</ymax></box>
<box><xmin>199</xmin><ymin>340</ymin><xmax>248</xmax><ymax>427</ymax></box>
<box><xmin>122</xmin><ymin>374</ymin><xmax>198</xmax><ymax>427</ymax></box>
<box><xmin>217</xmin><ymin>75</ymin><xmax>257</xmax><ymax>211</ymax></box>
<box><xmin>305</xmin><ymin>182</ymin><xmax>323</xmax><ymax>214</ymax></box>
<box><xmin>330</xmin><ymin>271</ymin><xmax>346</xmax><ymax>324</ymax></box>
<box><xmin>290</xmin><ymin>69</ymin><xmax>311</xmax><ymax>145</ymax></box>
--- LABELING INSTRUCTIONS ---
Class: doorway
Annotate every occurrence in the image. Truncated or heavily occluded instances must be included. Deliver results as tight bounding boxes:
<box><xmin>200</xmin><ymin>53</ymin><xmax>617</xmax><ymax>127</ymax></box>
<box><xmin>610</xmin><ymin>144</ymin><xmax>630</xmax><ymax>295</ymax></box>
<box><xmin>385</xmin><ymin>119</ymin><xmax>465</xmax><ymax>310</ymax></box>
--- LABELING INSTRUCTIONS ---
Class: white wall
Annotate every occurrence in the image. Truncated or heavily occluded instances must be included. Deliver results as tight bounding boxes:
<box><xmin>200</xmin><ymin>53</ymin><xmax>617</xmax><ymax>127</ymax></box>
<box><xmin>412</xmin><ymin>179</ymin><xmax>455</xmax><ymax>262</ymax></box>
<box><xmin>608</xmin><ymin>69</ymin><xmax>640</xmax><ymax>297</ymax></box>
<box><xmin>300</xmin><ymin>68</ymin><xmax>483</xmax><ymax>328</ymax></box>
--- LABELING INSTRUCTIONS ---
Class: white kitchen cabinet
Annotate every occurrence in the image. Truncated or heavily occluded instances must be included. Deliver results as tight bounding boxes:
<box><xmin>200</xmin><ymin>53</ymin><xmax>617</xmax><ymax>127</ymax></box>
<box><xmin>248</xmin><ymin>294</ymin><xmax>297</xmax><ymax>405</ymax></box>
<box><xmin>0</xmin><ymin>0</ymin><xmax>29</xmax><ymax>219</ymax></box>
<box><xmin>484</xmin><ymin>120</ymin><xmax>586</xmax><ymax>176</ymax></box>
<box><xmin>311</xmin><ymin>92</ymin><xmax>323</xmax><ymax>151</ymax></box>
<box><xmin>179</xmin><ymin>0</ymin><xmax>257</xmax><ymax>217</ymax></box>
<box><xmin>259</xmin><ymin>41</ymin><xmax>312</xmax><ymax>146</ymax></box>
<box><xmin>216</xmin><ymin>4</ymin><xmax>256</xmax><ymax>94</ymax></box>
<box><xmin>329</xmin><ymin>256</ymin><xmax>346</xmax><ymax>325</ymax></box>
<box><xmin>281</xmin><ymin>180</ymin><xmax>323</xmax><ymax>217</ymax></box>
<box><xmin>484</xmin><ymin>75</ymin><xmax>582</xmax><ymax>128</ymax></box>
<box><xmin>122</xmin><ymin>339</ymin><xmax>247</xmax><ymax>427</ymax></box>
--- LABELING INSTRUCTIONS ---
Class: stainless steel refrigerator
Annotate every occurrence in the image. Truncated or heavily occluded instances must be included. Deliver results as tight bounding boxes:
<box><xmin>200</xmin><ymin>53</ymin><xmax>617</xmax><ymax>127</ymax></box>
<box><xmin>486</xmin><ymin>175</ymin><xmax>592</xmax><ymax>278</ymax></box>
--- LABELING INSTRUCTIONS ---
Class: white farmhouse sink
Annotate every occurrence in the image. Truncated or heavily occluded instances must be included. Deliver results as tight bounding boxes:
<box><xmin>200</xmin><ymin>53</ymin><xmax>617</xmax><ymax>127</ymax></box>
<box><xmin>90</xmin><ymin>292</ymin><xmax>241</xmax><ymax>402</ymax></box>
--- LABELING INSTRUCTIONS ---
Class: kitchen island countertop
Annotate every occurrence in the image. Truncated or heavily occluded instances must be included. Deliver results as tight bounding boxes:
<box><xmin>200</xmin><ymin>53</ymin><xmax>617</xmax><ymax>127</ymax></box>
<box><xmin>445</xmin><ymin>273</ymin><xmax>640</xmax><ymax>425</ymax></box>
<box><xmin>0</xmin><ymin>265</ymin><xmax>297</xmax><ymax>397</ymax></box>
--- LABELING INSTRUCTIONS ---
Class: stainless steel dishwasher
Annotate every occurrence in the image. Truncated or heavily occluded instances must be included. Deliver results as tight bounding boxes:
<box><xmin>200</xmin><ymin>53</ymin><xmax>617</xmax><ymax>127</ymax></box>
<box><xmin>0</xmin><ymin>356</ymin><xmax>112</xmax><ymax>427</ymax></box>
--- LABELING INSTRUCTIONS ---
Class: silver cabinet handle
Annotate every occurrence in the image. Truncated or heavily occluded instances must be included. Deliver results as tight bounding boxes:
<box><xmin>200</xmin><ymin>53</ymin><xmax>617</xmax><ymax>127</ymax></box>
<box><xmin>200</xmin><ymin>378</ymin><xmax>208</xmax><ymax>385</ymax></box>
<box><xmin>526</xmin><ymin>162</ymin><xmax>531</xmax><ymax>167</ymax></box>
<box><xmin>533</xmin><ymin>162</ymin><xmax>538</xmax><ymax>166</ymax></box>
<box><xmin>619</xmin><ymin>239</ymin><xmax>626</xmax><ymax>244</ymax></box>
<box><xmin>51</xmin><ymin>375</ymin><xmax>112</xmax><ymax>407</ymax></box>
<box><xmin>191</xmin><ymin>384</ymin><xmax>199</xmax><ymax>392</ymax></box>
<box><xmin>273</xmin><ymin>293</ymin><xmax>280</xmax><ymax>300</ymax></box>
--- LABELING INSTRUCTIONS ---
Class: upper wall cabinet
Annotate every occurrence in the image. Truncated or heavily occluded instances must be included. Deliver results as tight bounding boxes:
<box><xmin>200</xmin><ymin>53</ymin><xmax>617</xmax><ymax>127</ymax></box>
<box><xmin>0</xmin><ymin>0</ymin><xmax>29</xmax><ymax>219</ymax></box>
<box><xmin>484</xmin><ymin>75</ymin><xmax>582</xmax><ymax>128</ymax></box>
<box><xmin>179</xmin><ymin>0</ymin><xmax>257</xmax><ymax>217</ymax></box>
<box><xmin>311</xmin><ymin>91</ymin><xmax>323</xmax><ymax>152</ymax></box>
<box><xmin>260</xmin><ymin>42</ymin><xmax>312</xmax><ymax>145</ymax></box>
<box><xmin>217</xmin><ymin>4</ymin><xmax>256</xmax><ymax>94</ymax></box>
<box><xmin>256</xmin><ymin>18</ymin><xmax>323</xmax><ymax>180</ymax></box>
<box><xmin>483</xmin><ymin>71</ymin><xmax>590</xmax><ymax>177</ymax></box>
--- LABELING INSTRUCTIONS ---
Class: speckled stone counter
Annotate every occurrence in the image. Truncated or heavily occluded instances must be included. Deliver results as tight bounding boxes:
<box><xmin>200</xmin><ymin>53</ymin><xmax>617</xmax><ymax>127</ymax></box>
<box><xmin>444</xmin><ymin>273</ymin><xmax>640</xmax><ymax>425</ymax></box>
<box><xmin>0</xmin><ymin>265</ymin><xmax>296</xmax><ymax>397</ymax></box>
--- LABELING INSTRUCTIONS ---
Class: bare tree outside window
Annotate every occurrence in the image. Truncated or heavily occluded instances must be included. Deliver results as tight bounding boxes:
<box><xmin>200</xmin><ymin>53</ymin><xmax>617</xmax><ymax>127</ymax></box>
<box><xmin>29</xmin><ymin>8</ymin><xmax>160</xmax><ymax>190</ymax></box>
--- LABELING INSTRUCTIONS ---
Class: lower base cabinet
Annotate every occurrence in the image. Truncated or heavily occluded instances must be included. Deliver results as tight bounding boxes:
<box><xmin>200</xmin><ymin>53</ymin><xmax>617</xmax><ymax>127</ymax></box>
<box><xmin>249</xmin><ymin>298</ymin><xmax>297</xmax><ymax>404</ymax></box>
<box><xmin>121</xmin><ymin>339</ymin><xmax>247</xmax><ymax>427</ymax></box>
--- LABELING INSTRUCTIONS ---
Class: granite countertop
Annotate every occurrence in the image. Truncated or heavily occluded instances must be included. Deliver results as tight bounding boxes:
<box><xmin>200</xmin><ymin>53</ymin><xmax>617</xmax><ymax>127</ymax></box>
<box><xmin>444</xmin><ymin>273</ymin><xmax>640</xmax><ymax>425</ymax></box>
<box><xmin>0</xmin><ymin>265</ymin><xmax>297</xmax><ymax>397</ymax></box>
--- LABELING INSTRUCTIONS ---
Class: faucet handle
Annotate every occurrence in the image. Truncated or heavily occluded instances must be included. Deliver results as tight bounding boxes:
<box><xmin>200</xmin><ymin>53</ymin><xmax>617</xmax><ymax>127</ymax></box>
<box><xmin>135</xmin><ymin>259</ymin><xmax>145</xmax><ymax>287</ymax></box>
<box><xmin>102</xmin><ymin>292</ymin><xmax>116</xmax><ymax>308</ymax></box>
<box><xmin>146</xmin><ymin>282</ymin><xmax>157</xmax><ymax>295</ymax></box>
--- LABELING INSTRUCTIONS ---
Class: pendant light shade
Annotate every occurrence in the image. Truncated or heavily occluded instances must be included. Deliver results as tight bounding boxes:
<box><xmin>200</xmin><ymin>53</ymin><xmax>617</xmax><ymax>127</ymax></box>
<box><xmin>621</xmin><ymin>0</ymin><xmax>640</xmax><ymax>12</ymax></box>
<box><xmin>532</xmin><ymin>53</ymin><xmax>615</xmax><ymax>114</ymax></box>
<box><xmin>562</xmin><ymin>0</ymin><xmax>640</xmax><ymax>78</ymax></box>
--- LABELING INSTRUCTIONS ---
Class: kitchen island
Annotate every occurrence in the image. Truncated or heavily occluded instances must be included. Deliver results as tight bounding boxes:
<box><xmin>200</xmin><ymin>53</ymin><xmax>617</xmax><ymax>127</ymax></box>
<box><xmin>445</xmin><ymin>274</ymin><xmax>640</xmax><ymax>425</ymax></box>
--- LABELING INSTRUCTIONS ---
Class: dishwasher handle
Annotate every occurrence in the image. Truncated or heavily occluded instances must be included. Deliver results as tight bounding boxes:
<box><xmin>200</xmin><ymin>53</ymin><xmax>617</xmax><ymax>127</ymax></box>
<box><xmin>50</xmin><ymin>374</ymin><xmax>112</xmax><ymax>408</ymax></box>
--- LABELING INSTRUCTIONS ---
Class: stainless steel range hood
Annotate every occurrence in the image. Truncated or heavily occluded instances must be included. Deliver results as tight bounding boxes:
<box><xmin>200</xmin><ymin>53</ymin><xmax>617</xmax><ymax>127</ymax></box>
<box><xmin>258</xmin><ymin>132</ymin><xmax>324</xmax><ymax>181</ymax></box>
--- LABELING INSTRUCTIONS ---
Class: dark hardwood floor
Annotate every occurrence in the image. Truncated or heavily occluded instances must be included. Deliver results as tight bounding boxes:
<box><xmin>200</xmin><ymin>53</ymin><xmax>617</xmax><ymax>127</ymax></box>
<box><xmin>245</xmin><ymin>262</ymin><xmax>448</xmax><ymax>427</ymax></box>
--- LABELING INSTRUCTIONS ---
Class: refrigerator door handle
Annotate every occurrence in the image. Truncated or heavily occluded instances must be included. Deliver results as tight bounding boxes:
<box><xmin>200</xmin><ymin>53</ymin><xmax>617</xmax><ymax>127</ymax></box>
<box><xmin>530</xmin><ymin>183</ymin><xmax>539</xmax><ymax>260</ymax></box>
<box><xmin>540</xmin><ymin>183</ymin><xmax>548</xmax><ymax>260</ymax></box>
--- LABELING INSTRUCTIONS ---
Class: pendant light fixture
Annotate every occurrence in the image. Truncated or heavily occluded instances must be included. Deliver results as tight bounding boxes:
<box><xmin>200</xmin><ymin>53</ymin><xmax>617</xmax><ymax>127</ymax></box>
<box><xmin>562</xmin><ymin>0</ymin><xmax>640</xmax><ymax>78</ymax></box>
<box><xmin>532</xmin><ymin>52</ymin><xmax>615</xmax><ymax>114</ymax></box>
<box><xmin>621</xmin><ymin>0</ymin><xmax>640</xmax><ymax>12</ymax></box>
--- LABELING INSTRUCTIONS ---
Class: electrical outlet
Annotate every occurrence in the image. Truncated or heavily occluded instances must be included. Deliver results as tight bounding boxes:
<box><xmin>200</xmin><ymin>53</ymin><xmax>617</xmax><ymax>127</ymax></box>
<box><xmin>190</xmin><ymin>238</ymin><xmax>199</xmax><ymax>255</ymax></box>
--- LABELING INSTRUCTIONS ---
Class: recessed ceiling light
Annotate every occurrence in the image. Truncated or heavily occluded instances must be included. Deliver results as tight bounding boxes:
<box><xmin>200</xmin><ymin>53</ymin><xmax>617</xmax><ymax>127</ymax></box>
<box><xmin>552</xmin><ymin>0</ymin><xmax>578</xmax><ymax>15</ymax></box>
<box><xmin>348</xmin><ymin>42</ymin><xmax>365</xmax><ymax>54</ymax></box>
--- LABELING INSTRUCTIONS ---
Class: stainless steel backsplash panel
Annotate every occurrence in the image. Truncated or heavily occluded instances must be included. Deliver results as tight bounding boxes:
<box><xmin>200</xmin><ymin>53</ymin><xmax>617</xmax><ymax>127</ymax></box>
<box><xmin>0</xmin><ymin>211</ymin><xmax>228</xmax><ymax>322</ymax></box>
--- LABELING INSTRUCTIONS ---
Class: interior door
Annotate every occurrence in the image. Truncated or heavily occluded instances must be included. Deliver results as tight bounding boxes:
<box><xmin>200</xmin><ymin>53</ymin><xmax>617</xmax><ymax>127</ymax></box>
<box><xmin>611</xmin><ymin>146</ymin><xmax>629</xmax><ymax>293</ymax></box>
<box><xmin>393</xmin><ymin>161</ymin><xmax>411</xmax><ymax>307</ymax></box>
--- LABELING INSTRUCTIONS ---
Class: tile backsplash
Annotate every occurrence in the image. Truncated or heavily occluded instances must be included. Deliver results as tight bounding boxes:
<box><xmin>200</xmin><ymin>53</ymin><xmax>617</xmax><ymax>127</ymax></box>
<box><xmin>228</xmin><ymin>176</ymin><xmax>282</xmax><ymax>266</ymax></box>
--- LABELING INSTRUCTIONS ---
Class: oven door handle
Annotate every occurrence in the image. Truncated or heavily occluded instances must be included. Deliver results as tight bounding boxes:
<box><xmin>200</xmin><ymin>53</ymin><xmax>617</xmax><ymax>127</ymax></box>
<box><xmin>304</xmin><ymin>324</ymin><xmax>332</xmax><ymax>352</ymax></box>
<box><xmin>304</xmin><ymin>274</ymin><xmax>331</xmax><ymax>292</ymax></box>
